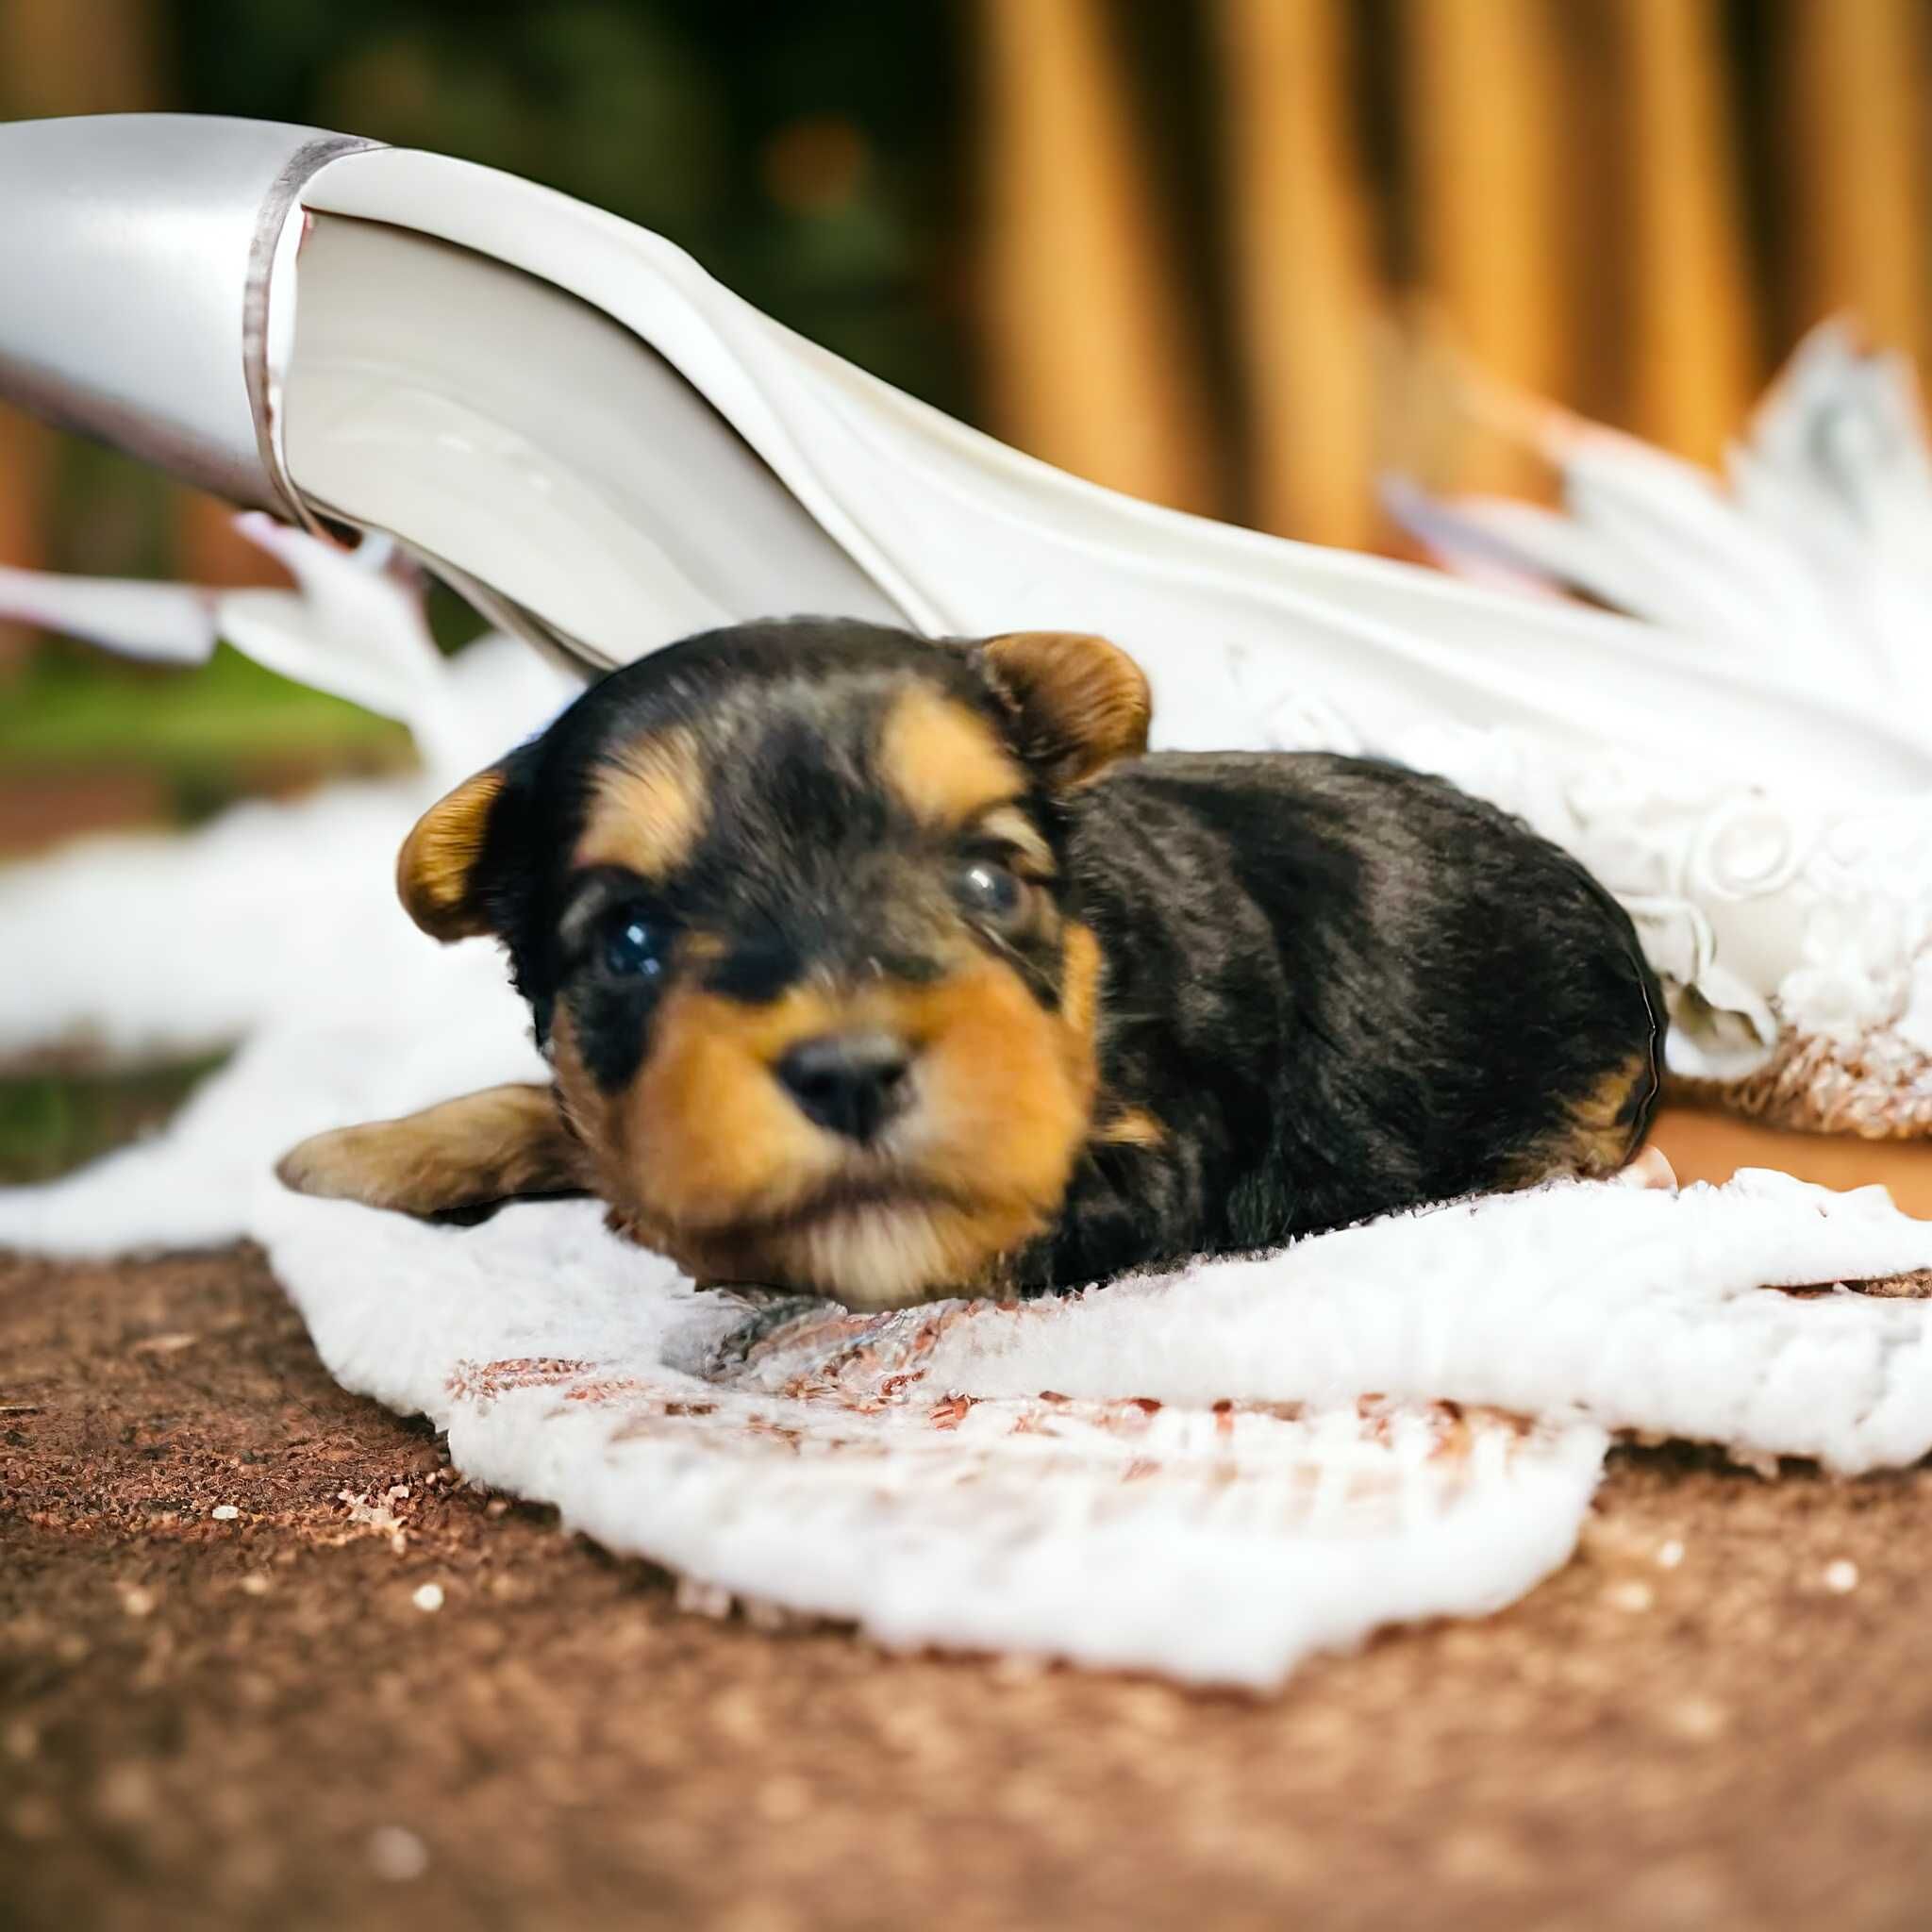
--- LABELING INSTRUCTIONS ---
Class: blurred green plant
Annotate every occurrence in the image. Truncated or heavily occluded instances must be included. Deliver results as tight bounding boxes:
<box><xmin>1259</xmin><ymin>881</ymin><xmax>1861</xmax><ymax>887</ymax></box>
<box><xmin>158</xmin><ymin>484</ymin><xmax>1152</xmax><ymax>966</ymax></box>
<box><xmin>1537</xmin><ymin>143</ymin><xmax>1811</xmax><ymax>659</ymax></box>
<box><xmin>0</xmin><ymin>1055</ymin><xmax>227</xmax><ymax>1184</ymax></box>
<box><xmin>0</xmin><ymin>642</ymin><xmax>406</xmax><ymax>777</ymax></box>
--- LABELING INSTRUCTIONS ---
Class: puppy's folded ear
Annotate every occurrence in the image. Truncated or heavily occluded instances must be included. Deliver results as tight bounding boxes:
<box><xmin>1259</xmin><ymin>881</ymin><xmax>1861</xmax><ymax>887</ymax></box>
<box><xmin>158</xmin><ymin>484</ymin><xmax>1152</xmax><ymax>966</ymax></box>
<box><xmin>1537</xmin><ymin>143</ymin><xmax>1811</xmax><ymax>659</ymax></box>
<box><xmin>397</xmin><ymin>757</ymin><xmax>525</xmax><ymax>941</ymax></box>
<box><xmin>975</xmin><ymin>631</ymin><xmax>1152</xmax><ymax>790</ymax></box>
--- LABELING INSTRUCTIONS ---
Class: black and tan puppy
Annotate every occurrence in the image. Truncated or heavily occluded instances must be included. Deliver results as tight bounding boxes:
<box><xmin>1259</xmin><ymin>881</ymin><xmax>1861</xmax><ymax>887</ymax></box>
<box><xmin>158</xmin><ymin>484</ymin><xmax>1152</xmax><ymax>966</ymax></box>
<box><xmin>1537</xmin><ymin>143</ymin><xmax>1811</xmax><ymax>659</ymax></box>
<box><xmin>279</xmin><ymin>619</ymin><xmax>1663</xmax><ymax>1307</ymax></box>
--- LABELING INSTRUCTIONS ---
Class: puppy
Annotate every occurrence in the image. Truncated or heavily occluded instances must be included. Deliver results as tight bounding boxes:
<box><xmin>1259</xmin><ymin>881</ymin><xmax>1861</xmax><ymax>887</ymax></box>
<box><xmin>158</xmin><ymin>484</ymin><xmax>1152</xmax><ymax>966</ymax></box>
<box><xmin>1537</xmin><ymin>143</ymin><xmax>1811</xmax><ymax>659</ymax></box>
<box><xmin>279</xmin><ymin>620</ymin><xmax>1663</xmax><ymax>1307</ymax></box>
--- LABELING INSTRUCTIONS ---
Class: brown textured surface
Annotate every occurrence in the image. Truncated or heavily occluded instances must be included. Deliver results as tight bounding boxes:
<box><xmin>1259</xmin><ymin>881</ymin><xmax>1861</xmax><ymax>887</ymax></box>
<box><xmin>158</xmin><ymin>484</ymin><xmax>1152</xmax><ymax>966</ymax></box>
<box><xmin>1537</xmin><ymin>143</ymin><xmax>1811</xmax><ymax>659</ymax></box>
<box><xmin>4</xmin><ymin>1223</ymin><xmax>1932</xmax><ymax>1931</ymax></box>
<box><xmin>1653</xmin><ymin>1105</ymin><xmax>1932</xmax><ymax>1215</ymax></box>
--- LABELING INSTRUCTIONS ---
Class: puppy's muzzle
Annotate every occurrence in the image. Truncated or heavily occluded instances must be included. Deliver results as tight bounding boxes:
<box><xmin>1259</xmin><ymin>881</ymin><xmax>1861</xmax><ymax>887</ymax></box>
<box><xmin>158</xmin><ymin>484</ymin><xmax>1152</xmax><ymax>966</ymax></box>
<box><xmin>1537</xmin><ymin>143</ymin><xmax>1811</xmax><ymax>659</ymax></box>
<box><xmin>773</xmin><ymin>1030</ymin><xmax>915</xmax><ymax>1143</ymax></box>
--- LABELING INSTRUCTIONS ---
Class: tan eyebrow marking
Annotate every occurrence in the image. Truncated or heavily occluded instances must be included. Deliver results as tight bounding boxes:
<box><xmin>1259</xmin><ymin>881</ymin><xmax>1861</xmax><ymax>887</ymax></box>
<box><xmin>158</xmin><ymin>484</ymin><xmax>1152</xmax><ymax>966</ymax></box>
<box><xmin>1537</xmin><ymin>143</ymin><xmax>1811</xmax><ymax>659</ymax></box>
<box><xmin>973</xmin><ymin>803</ymin><xmax>1056</xmax><ymax>877</ymax></box>
<box><xmin>575</xmin><ymin>726</ymin><xmax>707</xmax><ymax>878</ymax></box>
<box><xmin>877</xmin><ymin>683</ymin><xmax>1027</xmax><ymax>830</ymax></box>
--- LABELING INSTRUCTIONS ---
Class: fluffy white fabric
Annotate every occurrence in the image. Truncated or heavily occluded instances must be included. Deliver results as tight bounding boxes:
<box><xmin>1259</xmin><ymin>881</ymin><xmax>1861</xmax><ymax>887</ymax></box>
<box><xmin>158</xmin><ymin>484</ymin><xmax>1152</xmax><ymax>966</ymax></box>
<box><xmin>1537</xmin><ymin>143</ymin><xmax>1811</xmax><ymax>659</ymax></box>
<box><xmin>7</xmin><ymin>528</ymin><xmax>1932</xmax><ymax>1688</ymax></box>
<box><xmin>240</xmin><ymin>1163</ymin><xmax>1932</xmax><ymax>1688</ymax></box>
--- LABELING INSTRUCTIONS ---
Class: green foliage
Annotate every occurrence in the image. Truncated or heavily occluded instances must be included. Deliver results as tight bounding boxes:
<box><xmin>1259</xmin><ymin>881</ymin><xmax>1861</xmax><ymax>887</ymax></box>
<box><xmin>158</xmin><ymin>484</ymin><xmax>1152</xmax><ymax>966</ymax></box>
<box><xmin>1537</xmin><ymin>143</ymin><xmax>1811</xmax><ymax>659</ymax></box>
<box><xmin>0</xmin><ymin>1056</ymin><xmax>228</xmax><ymax>1184</ymax></box>
<box><xmin>0</xmin><ymin>642</ymin><xmax>407</xmax><ymax>777</ymax></box>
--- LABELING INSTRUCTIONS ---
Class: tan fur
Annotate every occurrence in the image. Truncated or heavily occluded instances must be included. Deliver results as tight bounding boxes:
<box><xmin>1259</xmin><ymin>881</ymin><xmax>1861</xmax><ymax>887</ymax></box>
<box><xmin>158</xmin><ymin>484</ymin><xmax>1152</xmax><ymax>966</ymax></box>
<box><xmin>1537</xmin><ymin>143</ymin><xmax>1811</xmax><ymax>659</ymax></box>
<box><xmin>276</xmin><ymin>1085</ymin><xmax>586</xmax><ymax>1215</ymax></box>
<box><xmin>681</xmin><ymin>1196</ymin><xmax>1042</xmax><ymax>1310</ymax></box>
<box><xmin>553</xmin><ymin>922</ymin><xmax>1108</xmax><ymax>1308</ymax></box>
<box><xmin>1506</xmin><ymin>1046</ymin><xmax>1657</xmax><ymax>1185</ymax></box>
<box><xmin>980</xmin><ymin>631</ymin><xmax>1152</xmax><ymax>790</ymax></box>
<box><xmin>1058</xmin><ymin>920</ymin><xmax>1103</xmax><ymax>1051</ymax></box>
<box><xmin>557</xmin><ymin>985</ymin><xmax>846</xmax><ymax>1239</ymax></box>
<box><xmin>876</xmin><ymin>685</ymin><xmax>1028</xmax><ymax>830</ymax></box>
<box><xmin>396</xmin><ymin>766</ymin><xmax>506</xmax><ymax>941</ymax></box>
<box><xmin>1094</xmin><ymin>1106</ymin><xmax>1165</xmax><ymax>1149</ymax></box>
<box><xmin>1563</xmin><ymin>1047</ymin><xmax>1657</xmax><ymax>1174</ymax></box>
<box><xmin>575</xmin><ymin>726</ymin><xmax>708</xmax><ymax>878</ymax></box>
<box><xmin>974</xmin><ymin>802</ymin><xmax>1057</xmax><ymax>877</ymax></box>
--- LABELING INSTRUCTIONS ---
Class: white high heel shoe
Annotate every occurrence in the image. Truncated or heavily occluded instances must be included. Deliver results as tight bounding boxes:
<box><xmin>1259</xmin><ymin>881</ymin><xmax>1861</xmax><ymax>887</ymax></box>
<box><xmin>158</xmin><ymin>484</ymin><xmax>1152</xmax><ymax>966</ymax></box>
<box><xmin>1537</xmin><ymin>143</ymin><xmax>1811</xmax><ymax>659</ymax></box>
<box><xmin>6</xmin><ymin>112</ymin><xmax>1932</xmax><ymax>1108</ymax></box>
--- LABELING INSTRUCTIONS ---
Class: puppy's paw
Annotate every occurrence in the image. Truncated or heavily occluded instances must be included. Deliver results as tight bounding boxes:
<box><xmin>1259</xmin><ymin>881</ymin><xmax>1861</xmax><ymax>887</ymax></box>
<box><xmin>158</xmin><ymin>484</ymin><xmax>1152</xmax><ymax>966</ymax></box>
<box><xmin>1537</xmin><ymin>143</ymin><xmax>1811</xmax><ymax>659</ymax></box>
<box><xmin>1611</xmin><ymin>1145</ymin><xmax>1677</xmax><ymax>1192</ymax></box>
<box><xmin>275</xmin><ymin>1085</ymin><xmax>587</xmax><ymax>1217</ymax></box>
<box><xmin>275</xmin><ymin>1122</ymin><xmax>457</xmax><ymax>1215</ymax></box>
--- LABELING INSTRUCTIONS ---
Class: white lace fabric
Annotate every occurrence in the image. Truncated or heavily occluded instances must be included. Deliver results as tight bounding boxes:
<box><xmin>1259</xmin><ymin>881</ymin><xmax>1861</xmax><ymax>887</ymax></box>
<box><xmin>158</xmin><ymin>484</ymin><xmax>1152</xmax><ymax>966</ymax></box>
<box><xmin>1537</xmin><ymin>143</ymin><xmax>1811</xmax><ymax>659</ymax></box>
<box><xmin>1397</xmin><ymin>325</ymin><xmax>1932</xmax><ymax>1126</ymax></box>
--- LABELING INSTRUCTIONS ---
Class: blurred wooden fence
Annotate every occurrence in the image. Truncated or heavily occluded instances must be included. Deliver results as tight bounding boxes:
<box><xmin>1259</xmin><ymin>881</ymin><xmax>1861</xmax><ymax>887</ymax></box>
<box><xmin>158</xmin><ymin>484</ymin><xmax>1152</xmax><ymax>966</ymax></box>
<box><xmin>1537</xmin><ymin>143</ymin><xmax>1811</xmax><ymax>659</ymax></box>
<box><xmin>2</xmin><ymin>0</ymin><xmax>1928</xmax><ymax>655</ymax></box>
<box><xmin>975</xmin><ymin>0</ymin><xmax>1932</xmax><ymax>546</ymax></box>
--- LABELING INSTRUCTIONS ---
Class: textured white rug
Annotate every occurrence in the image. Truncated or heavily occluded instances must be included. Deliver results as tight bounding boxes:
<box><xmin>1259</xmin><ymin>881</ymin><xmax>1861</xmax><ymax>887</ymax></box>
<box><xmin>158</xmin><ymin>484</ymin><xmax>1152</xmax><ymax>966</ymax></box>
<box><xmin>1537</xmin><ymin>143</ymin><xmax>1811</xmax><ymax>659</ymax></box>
<box><xmin>6</xmin><ymin>531</ymin><xmax>1932</xmax><ymax>1688</ymax></box>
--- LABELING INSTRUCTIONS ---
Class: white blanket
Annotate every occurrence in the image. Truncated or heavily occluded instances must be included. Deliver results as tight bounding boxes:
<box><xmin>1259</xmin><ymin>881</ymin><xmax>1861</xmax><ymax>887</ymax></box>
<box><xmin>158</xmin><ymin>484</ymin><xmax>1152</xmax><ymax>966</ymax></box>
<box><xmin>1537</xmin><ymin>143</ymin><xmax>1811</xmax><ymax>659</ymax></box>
<box><xmin>9</xmin><ymin>328</ymin><xmax>1932</xmax><ymax>1685</ymax></box>
<box><xmin>6</xmin><ymin>561</ymin><xmax>1932</xmax><ymax>1687</ymax></box>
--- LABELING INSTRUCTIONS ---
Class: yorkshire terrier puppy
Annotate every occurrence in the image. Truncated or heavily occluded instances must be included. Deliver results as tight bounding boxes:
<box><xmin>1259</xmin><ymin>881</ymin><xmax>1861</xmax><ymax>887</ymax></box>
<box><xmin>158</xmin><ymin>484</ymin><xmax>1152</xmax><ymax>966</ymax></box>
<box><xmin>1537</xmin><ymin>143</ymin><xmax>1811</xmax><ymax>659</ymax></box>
<box><xmin>278</xmin><ymin>620</ymin><xmax>1663</xmax><ymax>1307</ymax></box>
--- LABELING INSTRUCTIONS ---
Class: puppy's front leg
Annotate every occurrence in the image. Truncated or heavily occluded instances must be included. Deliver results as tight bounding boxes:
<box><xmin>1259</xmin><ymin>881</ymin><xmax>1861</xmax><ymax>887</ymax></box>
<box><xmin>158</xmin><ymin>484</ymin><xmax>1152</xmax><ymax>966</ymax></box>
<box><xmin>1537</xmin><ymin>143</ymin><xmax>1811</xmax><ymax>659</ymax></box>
<box><xmin>276</xmin><ymin>1085</ymin><xmax>589</xmax><ymax>1217</ymax></box>
<box><xmin>1015</xmin><ymin>1111</ymin><xmax>1206</xmax><ymax>1292</ymax></box>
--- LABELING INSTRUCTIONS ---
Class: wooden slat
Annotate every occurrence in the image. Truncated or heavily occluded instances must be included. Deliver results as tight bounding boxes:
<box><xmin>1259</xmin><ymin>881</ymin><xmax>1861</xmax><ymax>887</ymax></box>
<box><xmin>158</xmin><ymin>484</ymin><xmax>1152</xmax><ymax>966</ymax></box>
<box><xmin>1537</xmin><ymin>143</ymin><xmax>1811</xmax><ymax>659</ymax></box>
<box><xmin>0</xmin><ymin>405</ymin><xmax>51</xmax><ymax>673</ymax></box>
<box><xmin>1212</xmin><ymin>0</ymin><xmax>1382</xmax><ymax>547</ymax></box>
<box><xmin>175</xmin><ymin>492</ymin><xmax>294</xmax><ymax>591</ymax></box>
<box><xmin>972</xmin><ymin>0</ymin><xmax>1224</xmax><ymax>516</ymax></box>
<box><xmin>1400</xmin><ymin>0</ymin><xmax>1570</xmax><ymax>495</ymax></box>
<box><xmin>0</xmin><ymin>0</ymin><xmax>168</xmax><ymax>664</ymax></box>
<box><xmin>1611</xmin><ymin>0</ymin><xmax>1757</xmax><ymax>464</ymax></box>
<box><xmin>0</xmin><ymin>0</ymin><xmax>163</xmax><ymax>113</ymax></box>
<box><xmin>1780</xmin><ymin>0</ymin><xmax>1929</xmax><ymax>370</ymax></box>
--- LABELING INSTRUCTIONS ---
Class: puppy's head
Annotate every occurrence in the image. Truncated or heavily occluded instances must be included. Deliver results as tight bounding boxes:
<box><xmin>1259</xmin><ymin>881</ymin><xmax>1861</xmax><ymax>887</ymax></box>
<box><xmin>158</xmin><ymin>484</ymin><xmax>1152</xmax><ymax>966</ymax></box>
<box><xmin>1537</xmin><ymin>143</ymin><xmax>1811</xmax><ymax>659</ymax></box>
<box><xmin>399</xmin><ymin>619</ymin><xmax>1150</xmax><ymax>1307</ymax></box>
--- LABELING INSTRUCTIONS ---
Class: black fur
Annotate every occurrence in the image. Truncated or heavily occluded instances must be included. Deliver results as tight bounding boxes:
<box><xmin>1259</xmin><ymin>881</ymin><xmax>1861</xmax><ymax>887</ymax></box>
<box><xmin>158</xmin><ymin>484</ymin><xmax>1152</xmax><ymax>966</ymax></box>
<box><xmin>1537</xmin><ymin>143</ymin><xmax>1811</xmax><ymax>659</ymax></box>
<box><xmin>1034</xmin><ymin>752</ymin><xmax>1660</xmax><ymax>1285</ymax></box>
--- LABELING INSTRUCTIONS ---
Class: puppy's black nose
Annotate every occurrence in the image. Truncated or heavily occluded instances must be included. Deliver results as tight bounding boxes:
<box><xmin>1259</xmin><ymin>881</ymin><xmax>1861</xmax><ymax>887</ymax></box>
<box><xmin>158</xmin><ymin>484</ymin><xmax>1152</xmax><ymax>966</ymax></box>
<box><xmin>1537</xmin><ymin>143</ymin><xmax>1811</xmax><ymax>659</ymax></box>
<box><xmin>774</xmin><ymin>1032</ymin><xmax>913</xmax><ymax>1142</ymax></box>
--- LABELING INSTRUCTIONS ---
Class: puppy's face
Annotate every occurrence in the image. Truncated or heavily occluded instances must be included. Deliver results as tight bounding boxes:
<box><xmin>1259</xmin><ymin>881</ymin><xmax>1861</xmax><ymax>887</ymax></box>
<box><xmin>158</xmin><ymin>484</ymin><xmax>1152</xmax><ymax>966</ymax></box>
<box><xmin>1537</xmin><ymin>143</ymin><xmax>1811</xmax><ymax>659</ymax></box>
<box><xmin>398</xmin><ymin>621</ymin><xmax>1150</xmax><ymax>1307</ymax></box>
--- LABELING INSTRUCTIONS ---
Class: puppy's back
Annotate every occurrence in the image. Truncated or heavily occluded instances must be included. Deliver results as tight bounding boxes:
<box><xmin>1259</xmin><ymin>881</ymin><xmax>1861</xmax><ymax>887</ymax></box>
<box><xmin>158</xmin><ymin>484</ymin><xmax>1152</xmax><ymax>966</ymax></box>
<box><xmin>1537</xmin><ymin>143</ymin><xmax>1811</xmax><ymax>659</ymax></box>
<box><xmin>1065</xmin><ymin>750</ymin><xmax>1662</xmax><ymax>1243</ymax></box>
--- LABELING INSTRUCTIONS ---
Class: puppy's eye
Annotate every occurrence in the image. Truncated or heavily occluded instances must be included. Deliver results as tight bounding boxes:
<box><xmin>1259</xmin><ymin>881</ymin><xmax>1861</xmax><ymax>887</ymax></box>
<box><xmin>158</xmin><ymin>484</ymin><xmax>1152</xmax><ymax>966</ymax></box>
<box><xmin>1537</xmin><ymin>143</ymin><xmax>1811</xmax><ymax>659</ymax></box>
<box><xmin>953</xmin><ymin>858</ymin><xmax>1026</xmax><ymax>925</ymax></box>
<box><xmin>601</xmin><ymin>904</ymin><xmax>667</xmax><ymax>979</ymax></box>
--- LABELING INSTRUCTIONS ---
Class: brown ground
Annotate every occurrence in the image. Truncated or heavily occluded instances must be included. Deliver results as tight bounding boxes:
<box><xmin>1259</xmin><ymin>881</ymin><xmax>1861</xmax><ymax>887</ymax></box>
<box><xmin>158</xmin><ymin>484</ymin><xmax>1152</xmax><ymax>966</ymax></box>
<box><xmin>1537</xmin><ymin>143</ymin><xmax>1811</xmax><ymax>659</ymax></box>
<box><xmin>4</xmin><ymin>1113</ymin><xmax>1932</xmax><ymax>1931</ymax></box>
